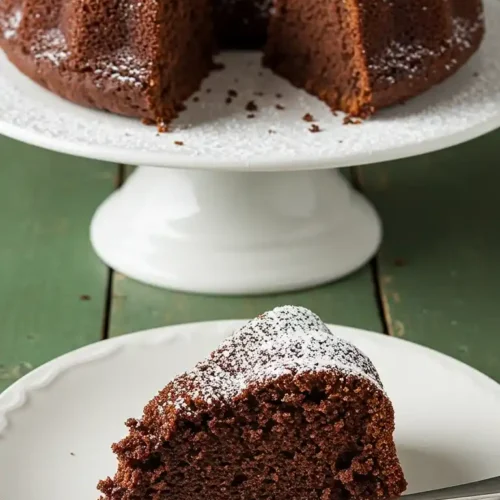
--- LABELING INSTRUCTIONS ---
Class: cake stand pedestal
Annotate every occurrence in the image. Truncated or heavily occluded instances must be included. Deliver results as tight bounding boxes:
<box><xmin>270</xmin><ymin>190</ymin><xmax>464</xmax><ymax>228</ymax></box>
<box><xmin>1</xmin><ymin>0</ymin><xmax>500</xmax><ymax>294</ymax></box>
<box><xmin>90</xmin><ymin>167</ymin><xmax>381</xmax><ymax>294</ymax></box>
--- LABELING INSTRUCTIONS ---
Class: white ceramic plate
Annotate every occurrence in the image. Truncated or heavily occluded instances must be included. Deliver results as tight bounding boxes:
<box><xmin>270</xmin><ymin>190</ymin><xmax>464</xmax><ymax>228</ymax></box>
<box><xmin>0</xmin><ymin>0</ymin><xmax>500</xmax><ymax>170</ymax></box>
<box><xmin>0</xmin><ymin>321</ymin><xmax>499</xmax><ymax>499</ymax></box>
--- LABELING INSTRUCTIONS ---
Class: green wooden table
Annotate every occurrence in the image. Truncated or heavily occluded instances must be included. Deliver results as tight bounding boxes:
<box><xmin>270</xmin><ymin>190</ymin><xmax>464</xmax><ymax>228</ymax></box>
<box><xmin>1</xmin><ymin>129</ymin><xmax>499</xmax><ymax>393</ymax></box>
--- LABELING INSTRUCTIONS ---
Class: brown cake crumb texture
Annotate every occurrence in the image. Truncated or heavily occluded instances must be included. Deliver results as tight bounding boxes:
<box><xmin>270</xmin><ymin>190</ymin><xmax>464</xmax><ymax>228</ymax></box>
<box><xmin>97</xmin><ymin>306</ymin><xmax>407</xmax><ymax>500</ymax></box>
<box><xmin>245</xmin><ymin>100</ymin><xmax>258</xmax><ymax>112</ymax></box>
<box><xmin>0</xmin><ymin>0</ymin><xmax>485</xmax><ymax>125</ymax></box>
<box><xmin>157</xmin><ymin>122</ymin><xmax>169</xmax><ymax>134</ymax></box>
<box><xmin>343</xmin><ymin>115</ymin><xmax>363</xmax><ymax>125</ymax></box>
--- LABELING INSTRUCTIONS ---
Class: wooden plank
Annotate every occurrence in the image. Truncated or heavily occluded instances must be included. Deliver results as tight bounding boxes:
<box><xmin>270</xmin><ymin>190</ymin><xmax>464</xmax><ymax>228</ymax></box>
<box><xmin>108</xmin><ymin>167</ymin><xmax>383</xmax><ymax>336</ymax></box>
<box><xmin>109</xmin><ymin>267</ymin><xmax>383</xmax><ymax>337</ymax></box>
<box><xmin>357</xmin><ymin>129</ymin><xmax>500</xmax><ymax>382</ymax></box>
<box><xmin>0</xmin><ymin>137</ymin><xmax>116</xmax><ymax>392</ymax></box>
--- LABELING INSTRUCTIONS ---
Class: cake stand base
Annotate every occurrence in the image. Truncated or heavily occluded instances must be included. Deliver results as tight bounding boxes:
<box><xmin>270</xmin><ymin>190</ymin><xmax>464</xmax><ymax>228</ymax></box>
<box><xmin>90</xmin><ymin>167</ymin><xmax>381</xmax><ymax>295</ymax></box>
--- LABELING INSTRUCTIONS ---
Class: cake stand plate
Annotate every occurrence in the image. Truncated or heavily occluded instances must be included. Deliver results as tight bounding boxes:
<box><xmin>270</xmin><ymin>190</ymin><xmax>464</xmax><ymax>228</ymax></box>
<box><xmin>1</xmin><ymin>0</ymin><xmax>500</xmax><ymax>294</ymax></box>
<box><xmin>1</xmin><ymin>320</ymin><xmax>500</xmax><ymax>499</ymax></box>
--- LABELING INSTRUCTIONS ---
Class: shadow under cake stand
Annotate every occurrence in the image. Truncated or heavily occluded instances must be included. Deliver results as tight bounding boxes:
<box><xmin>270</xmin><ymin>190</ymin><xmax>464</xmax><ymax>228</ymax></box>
<box><xmin>1</xmin><ymin>0</ymin><xmax>500</xmax><ymax>295</ymax></box>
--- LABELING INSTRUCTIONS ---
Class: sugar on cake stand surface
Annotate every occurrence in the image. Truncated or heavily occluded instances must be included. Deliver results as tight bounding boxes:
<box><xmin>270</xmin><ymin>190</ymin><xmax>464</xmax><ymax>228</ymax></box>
<box><xmin>0</xmin><ymin>0</ymin><xmax>499</xmax><ymax>295</ymax></box>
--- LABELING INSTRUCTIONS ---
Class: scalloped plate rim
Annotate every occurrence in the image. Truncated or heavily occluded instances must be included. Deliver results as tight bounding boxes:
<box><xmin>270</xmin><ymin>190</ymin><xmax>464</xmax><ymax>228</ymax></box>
<box><xmin>1</xmin><ymin>319</ymin><xmax>499</xmax><ymax>437</ymax></box>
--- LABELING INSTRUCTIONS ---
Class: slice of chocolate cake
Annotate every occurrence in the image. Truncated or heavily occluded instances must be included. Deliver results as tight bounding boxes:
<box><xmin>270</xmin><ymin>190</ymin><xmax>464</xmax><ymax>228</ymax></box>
<box><xmin>98</xmin><ymin>306</ymin><xmax>407</xmax><ymax>500</ymax></box>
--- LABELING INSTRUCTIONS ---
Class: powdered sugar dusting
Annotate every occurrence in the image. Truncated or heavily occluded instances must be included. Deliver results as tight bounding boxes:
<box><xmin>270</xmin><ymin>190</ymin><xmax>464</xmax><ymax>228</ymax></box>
<box><xmin>169</xmin><ymin>306</ymin><xmax>383</xmax><ymax>413</ymax></box>
<box><xmin>28</xmin><ymin>29</ymin><xmax>150</xmax><ymax>87</ymax></box>
<box><xmin>94</xmin><ymin>49</ymin><xmax>152</xmax><ymax>89</ymax></box>
<box><xmin>33</xmin><ymin>28</ymin><xmax>69</xmax><ymax>66</ymax></box>
<box><xmin>0</xmin><ymin>8</ymin><xmax>21</xmax><ymax>41</ymax></box>
<box><xmin>0</xmin><ymin>14</ymin><xmax>149</xmax><ymax>86</ymax></box>
<box><xmin>368</xmin><ymin>14</ymin><xmax>484</xmax><ymax>85</ymax></box>
<box><xmin>453</xmin><ymin>16</ymin><xmax>483</xmax><ymax>50</ymax></box>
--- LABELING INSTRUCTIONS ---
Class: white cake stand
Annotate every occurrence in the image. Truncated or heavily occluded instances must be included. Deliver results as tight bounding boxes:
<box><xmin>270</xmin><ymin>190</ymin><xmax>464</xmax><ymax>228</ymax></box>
<box><xmin>1</xmin><ymin>0</ymin><xmax>500</xmax><ymax>295</ymax></box>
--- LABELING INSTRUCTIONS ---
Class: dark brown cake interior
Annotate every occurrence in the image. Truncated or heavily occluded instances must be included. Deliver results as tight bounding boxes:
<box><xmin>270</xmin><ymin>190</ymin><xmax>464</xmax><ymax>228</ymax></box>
<box><xmin>172</xmin><ymin>0</ymin><xmax>374</xmax><ymax>117</ymax></box>
<box><xmin>264</xmin><ymin>0</ymin><xmax>372</xmax><ymax>117</ymax></box>
<box><xmin>213</xmin><ymin>0</ymin><xmax>272</xmax><ymax>48</ymax></box>
<box><xmin>154</xmin><ymin>0</ymin><xmax>215</xmax><ymax>123</ymax></box>
<box><xmin>99</xmin><ymin>372</ymin><xmax>405</xmax><ymax>499</ymax></box>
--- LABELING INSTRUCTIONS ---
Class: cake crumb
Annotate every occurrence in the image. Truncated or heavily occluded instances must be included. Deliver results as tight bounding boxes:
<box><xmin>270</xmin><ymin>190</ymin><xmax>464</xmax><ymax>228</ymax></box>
<box><xmin>193</xmin><ymin>96</ymin><xmax>199</xmax><ymax>102</ymax></box>
<box><xmin>268</xmin><ymin>129</ymin><xmax>276</xmax><ymax>134</ymax></box>
<box><xmin>247</xmin><ymin>114</ymin><xmax>255</xmax><ymax>119</ymax></box>
<box><xmin>309</xmin><ymin>124</ymin><xmax>321</xmax><ymax>133</ymax></box>
<box><xmin>174</xmin><ymin>141</ymin><xmax>184</xmax><ymax>146</ymax></box>
<box><xmin>80</xmin><ymin>294</ymin><xmax>91</xmax><ymax>301</ymax></box>
<box><xmin>276</xmin><ymin>93</ymin><xmax>283</xmax><ymax>99</ymax></box>
<box><xmin>276</xmin><ymin>104</ymin><xmax>285</xmax><ymax>110</ymax></box>
<box><xmin>206</xmin><ymin>88</ymin><xmax>212</xmax><ymax>94</ymax></box>
<box><xmin>225</xmin><ymin>97</ymin><xmax>233</xmax><ymax>104</ymax></box>
<box><xmin>302</xmin><ymin>113</ymin><xmax>315</xmax><ymax>122</ymax></box>
<box><xmin>254</xmin><ymin>91</ymin><xmax>264</xmax><ymax>97</ymax></box>
<box><xmin>70</xmin><ymin>452</ymin><xmax>75</xmax><ymax>456</ymax></box>
<box><xmin>157</xmin><ymin>121</ymin><xmax>169</xmax><ymax>133</ymax></box>
<box><xmin>343</xmin><ymin>115</ymin><xmax>362</xmax><ymax>125</ymax></box>
<box><xmin>228</xmin><ymin>89</ymin><xmax>238</xmax><ymax>98</ymax></box>
<box><xmin>245</xmin><ymin>101</ymin><xmax>258</xmax><ymax>112</ymax></box>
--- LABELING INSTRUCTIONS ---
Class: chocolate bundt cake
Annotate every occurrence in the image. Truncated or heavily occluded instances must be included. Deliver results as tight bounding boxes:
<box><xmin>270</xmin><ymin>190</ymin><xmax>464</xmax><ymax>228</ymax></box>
<box><xmin>0</xmin><ymin>0</ymin><xmax>485</xmax><ymax>125</ymax></box>
<box><xmin>98</xmin><ymin>306</ymin><xmax>407</xmax><ymax>500</ymax></box>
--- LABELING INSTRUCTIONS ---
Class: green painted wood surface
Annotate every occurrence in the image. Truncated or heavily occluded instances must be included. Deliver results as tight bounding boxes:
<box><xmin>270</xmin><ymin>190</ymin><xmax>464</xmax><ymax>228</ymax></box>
<box><xmin>0</xmin><ymin>137</ymin><xmax>116</xmax><ymax>392</ymax></box>
<box><xmin>108</xmin><ymin>267</ymin><xmax>383</xmax><ymax>337</ymax></box>
<box><xmin>2</xmin><ymin>127</ymin><xmax>500</xmax><ymax>394</ymax></box>
<box><xmin>357</xmin><ymin>129</ymin><xmax>500</xmax><ymax>382</ymax></box>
